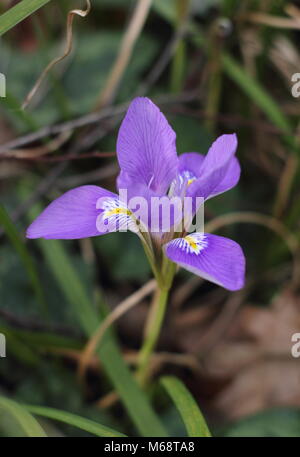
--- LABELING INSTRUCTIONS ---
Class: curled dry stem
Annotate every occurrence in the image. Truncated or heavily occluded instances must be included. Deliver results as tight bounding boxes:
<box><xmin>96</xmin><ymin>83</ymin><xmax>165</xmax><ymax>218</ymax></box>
<box><xmin>22</xmin><ymin>0</ymin><xmax>91</xmax><ymax>110</ymax></box>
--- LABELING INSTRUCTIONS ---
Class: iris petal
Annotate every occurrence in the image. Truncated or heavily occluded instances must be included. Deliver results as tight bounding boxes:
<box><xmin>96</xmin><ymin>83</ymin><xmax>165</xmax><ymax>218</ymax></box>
<box><xmin>117</xmin><ymin>97</ymin><xmax>178</xmax><ymax>194</ymax></box>
<box><xmin>164</xmin><ymin>232</ymin><xmax>245</xmax><ymax>291</ymax></box>
<box><xmin>208</xmin><ymin>156</ymin><xmax>240</xmax><ymax>199</ymax></box>
<box><xmin>187</xmin><ymin>134</ymin><xmax>238</xmax><ymax>200</ymax></box>
<box><xmin>26</xmin><ymin>185</ymin><xmax>117</xmax><ymax>240</ymax></box>
<box><xmin>96</xmin><ymin>195</ymin><xmax>143</xmax><ymax>234</ymax></box>
<box><xmin>178</xmin><ymin>152</ymin><xmax>205</xmax><ymax>176</ymax></box>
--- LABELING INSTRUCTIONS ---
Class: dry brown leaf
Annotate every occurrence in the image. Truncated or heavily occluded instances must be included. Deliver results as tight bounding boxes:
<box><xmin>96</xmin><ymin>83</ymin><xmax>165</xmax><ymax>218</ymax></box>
<box><xmin>200</xmin><ymin>289</ymin><xmax>300</xmax><ymax>420</ymax></box>
<box><xmin>214</xmin><ymin>359</ymin><xmax>300</xmax><ymax>421</ymax></box>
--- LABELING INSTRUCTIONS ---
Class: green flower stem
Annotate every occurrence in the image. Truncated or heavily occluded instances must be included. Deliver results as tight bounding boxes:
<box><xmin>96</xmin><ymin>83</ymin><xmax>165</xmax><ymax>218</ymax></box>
<box><xmin>136</xmin><ymin>260</ymin><xmax>176</xmax><ymax>385</ymax></box>
<box><xmin>136</xmin><ymin>286</ymin><xmax>169</xmax><ymax>385</ymax></box>
<box><xmin>170</xmin><ymin>0</ymin><xmax>191</xmax><ymax>93</ymax></box>
<box><xmin>140</xmin><ymin>237</ymin><xmax>162</xmax><ymax>285</ymax></box>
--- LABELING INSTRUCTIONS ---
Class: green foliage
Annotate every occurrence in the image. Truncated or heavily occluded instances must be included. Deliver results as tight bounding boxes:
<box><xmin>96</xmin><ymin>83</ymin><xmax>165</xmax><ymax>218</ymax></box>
<box><xmin>95</xmin><ymin>232</ymin><xmax>151</xmax><ymax>282</ymax></box>
<box><xmin>0</xmin><ymin>205</ymin><xmax>46</xmax><ymax>313</ymax></box>
<box><xmin>161</xmin><ymin>376</ymin><xmax>211</xmax><ymax>437</ymax></box>
<box><xmin>24</xmin><ymin>404</ymin><xmax>126</xmax><ymax>437</ymax></box>
<box><xmin>0</xmin><ymin>0</ymin><xmax>51</xmax><ymax>36</ymax></box>
<box><xmin>170</xmin><ymin>115</ymin><xmax>212</xmax><ymax>153</ymax></box>
<box><xmin>0</xmin><ymin>32</ymin><xmax>158</xmax><ymax>130</ymax></box>
<box><xmin>221</xmin><ymin>409</ymin><xmax>300</xmax><ymax>437</ymax></box>
<box><xmin>22</xmin><ymin>195</ymin><xmax>167</xmax><ymax>437</ymax></box>
<box><xmin>0</xmin><ymin>396</ymin><xmax>46</xmax><ymax>437</ymax></box>
<box><xmin>221</xmin><ymin>53</ymin><xmax>296</xmax><ymax>151</ymax></box>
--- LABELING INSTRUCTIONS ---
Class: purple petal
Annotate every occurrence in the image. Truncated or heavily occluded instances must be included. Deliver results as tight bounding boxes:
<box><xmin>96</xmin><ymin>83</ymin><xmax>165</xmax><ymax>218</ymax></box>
<box><xmin>200</xmin><ymin>133</ymin><xmax>238</xmax><ymax>178</ymax></box>
<box><xmin>125</xmin><ymin>183</ymin><xmax>182</xmax><ymax>234</ymax></box>
<box><xmin>96</xmin><ymin>194</ymin><xmax>145</xmax><ymax>234</ymax></box>
<box><xmin>126</xmin><ymin>182</ymin><xmax>161</xmax><ymax>231</ymax></box>
<box><xmin>26</xmin><ymin>185</ymin><xmax>117</xmax><ymax>240</ymax></box>
<box><xmin>117</xmin><ymin>97</ymin><xmax>178</xmax><ymax>194</ymax></box>
<box><xmin>178</xmin><ymin>152</ymin><xmax>205</xmax><ymax>176</ymax></box>
<box><xmin>116</xmin><ymin>170</ymin><xmax>134</xmax><ymax>192</ymax></box>
<box><xmin>164</xmin><ymin>232</ymin><xmax>245</xmax><ymax>291</ymax></box>
<box><xmin>168</xmin><ymin>152</ymin><xmax>205</xmax><ymax>199</ymax></box>
<box><xmin>209</xmin><ymin>156</ymin><xmax>241</xmax><ymax>198</ymax></box>
<box><xmin>187</xmin><ymin>134</ymin><xmax>238</xmax><ymax>200</ymax></box>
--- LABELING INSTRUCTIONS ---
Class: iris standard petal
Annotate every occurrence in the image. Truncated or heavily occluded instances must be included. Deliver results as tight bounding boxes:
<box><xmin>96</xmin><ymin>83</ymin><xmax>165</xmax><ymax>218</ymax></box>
<box><xmin>208</xmin><ymin>156</ymin><xmax>241</xmax><ymax>198</ymax></box>
<box><xmin>178</xmin><ymin>152</ymin><xmax>205</xmax><ymax>176</ymax></box>
<box><xmin>116</xmin><ymin>97</ymin><xmax>178</xmax><ymax>194</ymax></box>
<box><xmin>187</xmin><ymin>134</ymin><xmax>238</xmax><ymax>200</ymax></box>
<box><xmin>26</xmin><ymin>185</ymin><xmax>118</xmax><ymax>240</ymax></box>
<box><xmin>116</xmin><ymin>170</ymin><xmax>133</xmax><ymax>192</ymax></box>
<box><xmin>187</xmin><ymin>156</ymin><xmax>241</xmax><ymax>203</ymax></box>
<box><xmin>164</xmin><ymin>232</ymin><xmax>245</xmax><ymax>291</ymax></box>
<box><xmin>200</xmin><ymin>133</ymin><xmax>238</xmax><ymax>179</ymax></box>
<box><xmin>178</xmin><ymin>152</ymin><xmax>240</xmax><ymax>196</ymax></box>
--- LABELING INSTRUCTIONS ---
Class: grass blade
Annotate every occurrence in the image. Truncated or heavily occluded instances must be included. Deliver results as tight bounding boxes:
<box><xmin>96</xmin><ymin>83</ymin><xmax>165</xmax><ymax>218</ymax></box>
<box><xmin>0</xmin><ymin>322</ymin><xmax>82</xmax><ymax>351</ymax></box>
<box><xmin>221</xmin><ymin>53</ymin><xmax>293</xmax><ymax>137</ymax></box>
<box><xmin>161</xmin><ymin>376</ymin><xmax>211</xmax><ymax>437</ymax></box>
<box><xmin>0</xmin><ymin>92</ymin><xmax>39</xmax><ymax>131</ymax></box>
<box><xmin>0</xmin><ymin>0</ymin><xmax>51</xmax><ymax>36</ymax></box>
<box><xmin>191</xmin><ymin>28</ymin><xmax>297</xmax><ymax>151</ymax></box>
<box><xmin>24</xmin><ymin>404</ymin><xmax>126</xmax><ymax>437</ymax></box>
<box><xmin>0</xmin><ymin>396</ymin><xmax>47</xmax><ymax>437</ymax></box>
<box><xmin>24</xmin><ymin>198</ymin><xmax>167</xmax><ymax>437</ymax></box>
<box><xmin>37</xmin><ymin>238</ymin><xmax>167</xmax><ymax>436</ymax></box>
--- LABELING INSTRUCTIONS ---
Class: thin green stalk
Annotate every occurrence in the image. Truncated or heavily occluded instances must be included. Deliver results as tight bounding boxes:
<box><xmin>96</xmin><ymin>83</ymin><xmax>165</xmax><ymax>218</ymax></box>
<box><xmin>141</xmin><ymin>239</ymin><xmax>162</xmax><ymax>285</ymax></box>
<box><xmin>136</xmin><ymin>286</ymin><xmax>169</xmax><ymax>385</ymax></box>
<box><xmin>136</xmin><ymin>260</ymin><xmax>176</xmax><ymax>385</ymax></box>
<box><xmin>170</xmin><ymin>0</ymin><xmax>191</xmax><ymax>93</ymax></box>
<box><xmin>170</xmin><ymin>40</ymin><xmax>186</xmax><ymax>93</ymax></box>
<box><xmin>204</xmin><ymin>23</ymin><xmax>223</xmax><ymax>132</ymax></box>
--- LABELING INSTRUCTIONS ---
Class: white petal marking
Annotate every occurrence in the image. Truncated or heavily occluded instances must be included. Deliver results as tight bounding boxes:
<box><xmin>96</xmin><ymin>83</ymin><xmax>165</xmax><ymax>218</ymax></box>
<box><xmin>96</xmin><ymin>197</ymin><xmax>139</xmax><ymax>233</ymax></box>
<box><xmin>172</xmin><ymin>233</ymin><xmax>208</xmax><ymax>255</ymax></box>
<box><xmin>169</xmin><ymin>170</ymin><xmax>197</xmax><ymax>198</ymax></box>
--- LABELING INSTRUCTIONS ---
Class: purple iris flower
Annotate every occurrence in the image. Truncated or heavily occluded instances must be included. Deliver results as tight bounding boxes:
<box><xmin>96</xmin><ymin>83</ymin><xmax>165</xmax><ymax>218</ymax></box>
<box><xmin>27</xmin><ymin>97</ymin><xmax>245</xmax><ymax>291</ymax></box>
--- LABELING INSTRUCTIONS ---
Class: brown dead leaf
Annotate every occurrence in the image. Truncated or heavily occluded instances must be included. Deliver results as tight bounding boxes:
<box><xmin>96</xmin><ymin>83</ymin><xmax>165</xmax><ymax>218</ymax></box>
<box><xmin>201</xmin><ymin>289</ymin><xmax>300</xmax><ymax>420</ymax></box>
<box><xmin>214</xmin><ymin>359</ymin><xmax>300</xmax><ymax>421</ymax></box>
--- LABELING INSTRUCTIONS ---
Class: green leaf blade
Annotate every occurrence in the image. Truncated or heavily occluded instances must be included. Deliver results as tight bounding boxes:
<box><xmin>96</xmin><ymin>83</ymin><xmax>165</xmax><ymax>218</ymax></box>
<box><xmin>161</xmin><ymin>376</ymin><xmax>211</xmax><ymax>437</ymax></box>
<box><xmin>0</xmin><ymin>396</ymin><xmax>47</xmax><ymax>437</ymax></box>
<box><xmin>0</xmin><ymin>0</ymin><xmax>51</xmax><ymax>36</ymax></box>
<box><xmin>23</xmin><ymin>196</ymin><xmax>167</xmax><ymax>437</ymax></box>
<box><xmin>24</xmin><ymin>405</ymin><xmax>126</xmax><ymax>437</ymax></box>
<box><xmin>221</xmin><ymin>53</ymin><xmax>292</xmax><ymax>136</ymax></box>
